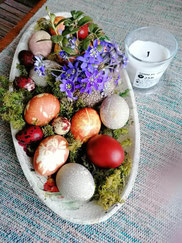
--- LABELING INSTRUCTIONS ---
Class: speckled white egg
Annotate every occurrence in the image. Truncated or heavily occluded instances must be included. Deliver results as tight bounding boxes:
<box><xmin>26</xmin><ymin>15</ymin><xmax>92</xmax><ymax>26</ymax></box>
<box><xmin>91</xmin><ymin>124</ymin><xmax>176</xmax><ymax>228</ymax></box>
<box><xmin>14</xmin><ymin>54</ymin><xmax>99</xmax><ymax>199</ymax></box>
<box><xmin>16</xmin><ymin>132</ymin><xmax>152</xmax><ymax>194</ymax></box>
<box><xmin>100</xmin><ymin>94</ymin><xmax>129</xmax><ymax>129</ymax></box>
<box><xmin>52</xmin><ymin>117</ymin><xmax>71</xmax><ymax>135</ymax></box>
<box><xmin>29</xmin><ymin>60</ymin><xmax>61</xmax><ymax>87</ymax></box>
<box><xmin>56</xmin><ymin>163</ymin><xmax>95</xmax><ymax>201</ymax></box>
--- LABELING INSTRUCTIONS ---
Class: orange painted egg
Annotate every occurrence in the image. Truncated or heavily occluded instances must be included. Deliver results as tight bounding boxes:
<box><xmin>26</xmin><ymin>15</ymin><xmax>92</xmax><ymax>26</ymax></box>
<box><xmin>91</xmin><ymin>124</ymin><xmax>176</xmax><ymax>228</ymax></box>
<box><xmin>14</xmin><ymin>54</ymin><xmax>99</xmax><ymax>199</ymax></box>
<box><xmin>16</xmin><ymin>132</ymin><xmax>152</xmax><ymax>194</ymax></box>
<box><xmin>71</xmin><ymin>107</ymin><xmax>101</xmax><ymax>142</ymax></box>
<box><xmin>24</xmin><ymin>93</ymin><xmax>60</xmax><ymax>126</ymax></box>
<box><xmin>33</xmin><ymin>135</ymin><xmax>69</xmax><ymax>176</ymax></box>
<box><xmin>49</xmin><ymin>16</ymin><xmax>65</xmax><ymax>35</ymax></box>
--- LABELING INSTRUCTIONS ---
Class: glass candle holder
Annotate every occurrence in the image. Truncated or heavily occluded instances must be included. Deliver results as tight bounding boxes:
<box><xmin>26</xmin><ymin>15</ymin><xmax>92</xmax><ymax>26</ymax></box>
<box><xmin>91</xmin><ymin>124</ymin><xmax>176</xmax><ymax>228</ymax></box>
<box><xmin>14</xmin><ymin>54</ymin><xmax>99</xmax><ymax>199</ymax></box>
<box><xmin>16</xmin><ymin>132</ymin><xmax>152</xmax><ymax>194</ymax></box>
<box><xmin>124</xmin><ymin>27</ymin><xmax>178</xmax><ymax>89</ymax></box>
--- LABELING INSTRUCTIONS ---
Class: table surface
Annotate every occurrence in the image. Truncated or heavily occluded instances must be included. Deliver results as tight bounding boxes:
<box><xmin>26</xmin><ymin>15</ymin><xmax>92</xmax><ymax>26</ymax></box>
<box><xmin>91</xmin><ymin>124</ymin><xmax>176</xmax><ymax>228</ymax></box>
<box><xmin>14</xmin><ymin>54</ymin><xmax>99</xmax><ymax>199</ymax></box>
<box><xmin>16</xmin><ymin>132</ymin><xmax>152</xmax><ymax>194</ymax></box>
<box><xmin>0</xmin><ymin>0</ymin><xmax>182</xmax><ymax>242</ymax></box>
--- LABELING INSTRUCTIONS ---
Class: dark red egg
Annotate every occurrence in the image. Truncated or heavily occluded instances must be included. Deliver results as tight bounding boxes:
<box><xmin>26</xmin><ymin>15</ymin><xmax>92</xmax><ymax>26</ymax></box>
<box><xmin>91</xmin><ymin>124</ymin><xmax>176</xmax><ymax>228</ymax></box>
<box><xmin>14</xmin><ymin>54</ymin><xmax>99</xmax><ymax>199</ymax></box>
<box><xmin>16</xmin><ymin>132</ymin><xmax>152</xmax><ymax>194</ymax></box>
<box><xmin>18</xmin><ymin>50</ymin><xmax>34</xmax><ymax>67</ymax></box>
<box><xmin>87</xmin><ymin>134</ymin><xmax>125</xmax><ymax>168</ymax></box>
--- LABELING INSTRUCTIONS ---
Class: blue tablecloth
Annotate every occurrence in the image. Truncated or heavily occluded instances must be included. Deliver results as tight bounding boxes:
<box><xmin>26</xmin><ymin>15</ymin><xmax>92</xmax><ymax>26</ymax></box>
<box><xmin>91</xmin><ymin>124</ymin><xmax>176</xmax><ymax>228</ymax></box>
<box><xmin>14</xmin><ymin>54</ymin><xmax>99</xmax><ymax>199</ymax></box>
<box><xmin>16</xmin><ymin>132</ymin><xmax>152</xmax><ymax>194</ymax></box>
<box><xmin>0</xmin><ymin>0</ymin><xmax>182</xmax><ymax>242</ymax></box>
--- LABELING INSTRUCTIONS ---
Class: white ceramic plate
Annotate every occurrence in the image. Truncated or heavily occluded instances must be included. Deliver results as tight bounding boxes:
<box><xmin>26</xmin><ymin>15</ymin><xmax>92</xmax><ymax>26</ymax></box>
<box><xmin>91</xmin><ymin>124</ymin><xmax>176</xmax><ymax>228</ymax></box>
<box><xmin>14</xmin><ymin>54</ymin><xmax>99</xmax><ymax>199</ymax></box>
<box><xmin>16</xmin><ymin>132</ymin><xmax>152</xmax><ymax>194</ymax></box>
<box><xmin>9</xmin><ymin>12</ymin><xmax>140</xmax><ymax>224</ymax></box>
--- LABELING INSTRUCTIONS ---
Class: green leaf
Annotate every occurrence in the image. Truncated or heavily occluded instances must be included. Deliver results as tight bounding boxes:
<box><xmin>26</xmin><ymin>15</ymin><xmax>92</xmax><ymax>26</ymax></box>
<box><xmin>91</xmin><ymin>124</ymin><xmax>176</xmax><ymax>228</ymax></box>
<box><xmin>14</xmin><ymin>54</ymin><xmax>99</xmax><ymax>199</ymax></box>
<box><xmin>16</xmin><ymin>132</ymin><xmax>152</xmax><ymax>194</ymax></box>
<box><xmin>62</xmin><ymin>46</ymin><xmax>77</xmax><ymax>55</ymax></box>
<box><xmin>64</xmin><ymin>19</ymin><xmax>72</xmax><ymax>26</ymax></box>
<box><xmin>97</xmin><ymin>44</ymin><xmax>103</xmax><ymax>52</ymax></box>
<box><xmin>50</xmin><ymin>13</ymin><xmax>56</xmax><ymax>23</ymax></box>
<box><xmin>62</xmin><ymin>27</ymin><xmax>79</xmax><ymax>36</ymax></box>
<box><xmin>74</xmin><ymin>11</ymin><xmax>84</xmax><ymax>19</ymax></box>
<box><xmin>93</xmin><ymin>26</ymin><xmax>100</xmax><ymax>33</ymax></box>
<box><xmin>71</xmin><ymin>10</ymin><xmax>77</xmax><ymax>18</ymax></box>
<box><xmin>100</xmin><ymin>35</ymin><xmax>110</xmax><ymax>41</ymax></box>
<box><xmin>69</xmin><ymin>26</ymin><xmax>74</xmax><ymax>31</ymax></box>
<box><xmin>78</xmin><ymin>16</ymin><xmax>93</xmax><ymax>27</ymax></box>
<box><xmin>62</xmin><ymin>37</ymin><xmax>68</xmax><ymax>46</ymax></box>
<box><xmin>97</xmin><ymin>32</ymin><xmax>104</xmax><ymax>38</ymax></box>
<box><xmin>55</xmin><ymin>18</ymin><xmax>66</xmax><ymax>27</ymax></box>
<box><xmin>82</xmin><ymin>39</ymin><xmax>90</xmax><ymax>50</ymax></box>
<box><xmin>89</xmin><ymin>23</ymin><xmax>97</xmax><ymax>32</ymax></box>
<box><xmin>51</xmin><ymin>35</ymin><xmax>63</xmax><ymax>43</ymax></box>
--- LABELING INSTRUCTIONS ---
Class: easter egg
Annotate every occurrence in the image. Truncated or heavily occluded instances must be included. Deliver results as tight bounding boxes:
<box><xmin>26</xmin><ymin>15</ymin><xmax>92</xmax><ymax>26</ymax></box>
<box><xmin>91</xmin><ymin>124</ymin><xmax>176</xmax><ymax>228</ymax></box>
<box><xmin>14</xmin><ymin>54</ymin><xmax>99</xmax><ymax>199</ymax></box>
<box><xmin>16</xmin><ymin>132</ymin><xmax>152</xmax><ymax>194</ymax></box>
<box><xmin>52</xmin><ymin>117</ymin><xmax>71</xmax><ymax>135</ymax></box>
<box><xmin>24</xmin><ymin>93</ymin><xmax>60</xmax><ymax>126</ymax></box>
<box><xmin>33</xmin><ymin>135</ymin><xmax>69</xmax><ymax>176</ymax></box>
<box><xmin>16</xmin><ymin>125</ymin><xmax>43</xmax><ymax>145</ymax></box>
<box><xmin>29</xmin><ymin>30</ymin><xmax>52</xmax><ymax>57</ymax></box>
<box><xmin>87</xmin><ymin>134</ymin><xmax>125</xmax><ymax>168</ymax></box>
<box><xmin>29</xmin><ymin>60</ymin><xmax>61</xmax><ymax>87</ymax></box>
<box><xmin>49</xmin><ymin>16</ymin><xmax>65</xmax><ymax>35</ymax></box>
<box><xmin>71</xmin><ymin>107</ymin><xmax>101</xmax><ymax>142</ymax></box>
<box><xmin>100</xmin><ymin>94</ymin><xmax>129</xmax><ymax>129</ymax></box>
<box><xmin>56</xmin><ymin>163</ymin><xmax>95</xmax><ymax>201</ymax></box>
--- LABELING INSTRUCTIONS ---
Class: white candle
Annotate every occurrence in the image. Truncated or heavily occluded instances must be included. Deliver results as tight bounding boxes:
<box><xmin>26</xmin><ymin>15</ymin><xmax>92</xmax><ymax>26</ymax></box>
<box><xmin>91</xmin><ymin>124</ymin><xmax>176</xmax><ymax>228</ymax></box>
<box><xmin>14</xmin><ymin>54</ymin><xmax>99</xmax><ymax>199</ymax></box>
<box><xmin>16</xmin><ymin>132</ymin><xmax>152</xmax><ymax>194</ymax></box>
<box><xmin>124</xmin><ymin>27</ymin><xmax>178</xmax><ymax>89</ymax></box>
<box><xmin>127</xmin><ymin>40</ymin><xmax>171</xmax><ymax>89</ymax></box>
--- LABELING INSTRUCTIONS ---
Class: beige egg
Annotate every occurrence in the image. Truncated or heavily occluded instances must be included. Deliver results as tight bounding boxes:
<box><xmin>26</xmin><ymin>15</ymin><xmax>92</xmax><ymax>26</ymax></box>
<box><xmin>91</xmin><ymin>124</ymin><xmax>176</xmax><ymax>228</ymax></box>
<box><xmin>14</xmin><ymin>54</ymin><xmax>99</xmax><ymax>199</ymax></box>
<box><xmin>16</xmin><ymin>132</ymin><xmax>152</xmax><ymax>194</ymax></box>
<box><xmin>100</xmin><ymin>94</ymin><xmax>129</xmax><ymax>129</ymax></box>
<box><xmin>29</xmin><ymin>60</ymin><xmax>61</xmax><ymax>87</ymax></box>
<box><xmin>29</xmin><ymin>30</ymin><xmax>52</xmax><ymax>57</ymax></box>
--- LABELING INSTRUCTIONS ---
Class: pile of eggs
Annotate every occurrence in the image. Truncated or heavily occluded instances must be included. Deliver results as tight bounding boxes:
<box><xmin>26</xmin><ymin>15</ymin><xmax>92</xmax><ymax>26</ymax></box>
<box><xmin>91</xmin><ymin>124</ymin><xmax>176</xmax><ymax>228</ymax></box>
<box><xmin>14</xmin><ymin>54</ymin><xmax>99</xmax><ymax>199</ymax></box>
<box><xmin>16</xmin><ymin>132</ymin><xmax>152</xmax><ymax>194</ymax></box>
<box><xmin>15</xmin><ymin>25</ymin><xmax>130</xmax><ymax>202</ymax></box>
<box><xmin>16</xmin><ymin>92</ymin><xmax>129</xmax><ymax>202</ymax></box>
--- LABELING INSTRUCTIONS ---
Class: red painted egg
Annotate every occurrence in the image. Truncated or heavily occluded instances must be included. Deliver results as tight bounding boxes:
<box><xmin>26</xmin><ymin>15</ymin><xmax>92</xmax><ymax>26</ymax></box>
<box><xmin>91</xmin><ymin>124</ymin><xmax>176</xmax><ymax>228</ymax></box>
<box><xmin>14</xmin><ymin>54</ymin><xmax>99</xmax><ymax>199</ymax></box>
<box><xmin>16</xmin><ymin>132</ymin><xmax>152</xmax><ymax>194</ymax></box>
<box><xmin>33</xmin><ymin>135</ymin><xmax>69</xmax><ymax>176</ymax></box>
<box><xmin>71</xmin><ymin>108</ymin><xmax>101</xmax><ymax>142</ymax></box>
<box><xmin>87</xmin><ymin>134</ymin><xmax>125</xmax><ymax>168</ymax></box>
<box><xmin>24</xmin><ymin>93</ymin><xmax>60</xmax><ymax>126</ymax></box>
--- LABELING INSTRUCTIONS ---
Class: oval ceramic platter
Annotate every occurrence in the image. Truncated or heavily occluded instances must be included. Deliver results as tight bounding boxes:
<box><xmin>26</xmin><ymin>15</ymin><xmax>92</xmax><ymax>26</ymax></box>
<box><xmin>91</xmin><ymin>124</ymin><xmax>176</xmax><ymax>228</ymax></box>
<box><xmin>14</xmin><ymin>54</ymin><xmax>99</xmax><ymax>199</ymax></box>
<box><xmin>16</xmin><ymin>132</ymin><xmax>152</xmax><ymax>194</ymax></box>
<box><xmin>9</xmin><ymin>12</ymin><xmax>140</xmax><ymax>224</ymax></box>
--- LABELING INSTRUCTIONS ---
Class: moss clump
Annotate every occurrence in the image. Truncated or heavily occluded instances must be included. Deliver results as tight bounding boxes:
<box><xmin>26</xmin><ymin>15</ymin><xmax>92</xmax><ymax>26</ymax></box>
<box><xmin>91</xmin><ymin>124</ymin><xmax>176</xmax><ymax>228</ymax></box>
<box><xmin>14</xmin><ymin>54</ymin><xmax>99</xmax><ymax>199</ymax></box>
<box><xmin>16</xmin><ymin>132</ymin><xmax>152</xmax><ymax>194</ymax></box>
<box><xmin>93</xmin><ymin>154</ymin><xmax>132</xmax><ymax>210</ymax></box>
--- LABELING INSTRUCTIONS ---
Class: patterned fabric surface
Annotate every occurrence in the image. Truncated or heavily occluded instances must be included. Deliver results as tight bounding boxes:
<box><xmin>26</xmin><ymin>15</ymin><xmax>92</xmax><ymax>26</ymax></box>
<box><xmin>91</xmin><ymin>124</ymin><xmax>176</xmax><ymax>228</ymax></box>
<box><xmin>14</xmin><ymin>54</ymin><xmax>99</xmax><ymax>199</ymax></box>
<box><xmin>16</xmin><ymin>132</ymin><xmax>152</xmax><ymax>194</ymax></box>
<box><xmin>0</xmin><ymin>0</ymin><xmax>182</xmax><ymax>242</ymax></box>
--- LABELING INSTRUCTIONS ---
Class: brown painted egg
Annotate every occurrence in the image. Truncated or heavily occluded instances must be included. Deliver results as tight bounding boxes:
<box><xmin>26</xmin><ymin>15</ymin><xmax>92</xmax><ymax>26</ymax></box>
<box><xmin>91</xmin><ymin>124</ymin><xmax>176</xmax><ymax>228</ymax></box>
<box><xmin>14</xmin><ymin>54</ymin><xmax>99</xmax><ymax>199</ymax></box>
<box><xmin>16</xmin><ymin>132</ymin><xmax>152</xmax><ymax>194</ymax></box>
<box><xmin>33</xmin><ymin>135</ymin><xmax>69</xmax><ymax>176</ymax></box>
<box><xmin>29</xmin><ymin>30</ymin><xmax>52</xmax><ymax>57</ymax></box>
<box><xmin>24</xmin><ymin>93</ymin><xmax>60</xmax><ymax>126</ymax></box>
<box><xmin>52</xmin><ymin>117</ymin><xmax>71</xmax><ymax>135</ymax></box>
<box><xmin>71</xmin><ymin>108</ymin><xmax>101</xmax><ymax>142</ymax></box>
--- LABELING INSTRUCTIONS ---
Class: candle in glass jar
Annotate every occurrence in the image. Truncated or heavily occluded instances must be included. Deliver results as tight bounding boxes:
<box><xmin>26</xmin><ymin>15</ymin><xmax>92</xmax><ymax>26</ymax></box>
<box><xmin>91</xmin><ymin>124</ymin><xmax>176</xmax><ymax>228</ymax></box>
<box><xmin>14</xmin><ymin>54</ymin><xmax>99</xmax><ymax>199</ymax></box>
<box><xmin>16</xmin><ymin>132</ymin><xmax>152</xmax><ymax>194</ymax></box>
<box><xmin>127</xmin><ymin>40</ymin><xmax>170</xmax><ymax>88</ymax></box>
<box><xmin>125</xmin><ymin>27</ymin><xmax>178</xmax><ymax>89</ymax></box>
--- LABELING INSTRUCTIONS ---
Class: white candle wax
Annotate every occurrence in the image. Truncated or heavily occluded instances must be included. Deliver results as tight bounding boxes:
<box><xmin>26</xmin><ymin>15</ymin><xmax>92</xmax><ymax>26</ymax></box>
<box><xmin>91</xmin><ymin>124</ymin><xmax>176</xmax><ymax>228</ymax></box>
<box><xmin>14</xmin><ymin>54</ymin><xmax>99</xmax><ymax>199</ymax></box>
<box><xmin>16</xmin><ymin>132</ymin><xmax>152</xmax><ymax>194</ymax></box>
<box><xmin>126</xmin><ymin>40</ymin><xmax>171</xmax><ymax>89</ymax></box>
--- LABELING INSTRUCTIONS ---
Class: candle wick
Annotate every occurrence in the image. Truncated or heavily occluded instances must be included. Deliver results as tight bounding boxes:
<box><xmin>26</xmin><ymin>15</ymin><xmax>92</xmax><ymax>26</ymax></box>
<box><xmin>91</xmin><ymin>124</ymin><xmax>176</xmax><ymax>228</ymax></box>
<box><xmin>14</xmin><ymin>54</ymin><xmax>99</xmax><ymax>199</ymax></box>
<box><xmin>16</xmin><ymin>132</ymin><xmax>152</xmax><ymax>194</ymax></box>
<box><xmin>147</xmin><ymin>51</ymin><xmax>150</xmax><ymax>57</ymax></box>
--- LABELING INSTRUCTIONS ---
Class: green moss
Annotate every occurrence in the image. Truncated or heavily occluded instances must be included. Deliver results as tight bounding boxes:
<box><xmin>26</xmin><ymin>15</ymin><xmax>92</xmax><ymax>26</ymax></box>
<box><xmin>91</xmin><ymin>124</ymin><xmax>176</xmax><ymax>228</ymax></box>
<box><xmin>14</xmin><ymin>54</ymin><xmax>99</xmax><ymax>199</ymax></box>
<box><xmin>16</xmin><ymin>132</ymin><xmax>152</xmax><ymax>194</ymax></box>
<box><xmin>69</xmin><ymin>139</ymin><xmax>83</xmax><ymax>163</ymax></box>
<box><xmin>42</xmin><ymin>124</ymin><xmax>55</xmax><ymax>137</ymax></box>
<box><xmin>94</xmin><ymin>154</ymin><xmax>132</xmax><ymax>210</ymax></box>
<box><xmin>113</xmin><ymin>128</ymin><xmax>128</xmax><ymax>140</ymax></box>
<box><xmin>0</xmin><ymin>90</ymin><xmax>25</xmax><ymax>129</ymax></box>
<box><xmin>16</xmin><ymin>64</ymin><xmax>28</xmax><ymax>77</ymax></box>
<box><xmin>121</xmin><ymin>139</ymin><xmax>132</xmax><ymax>147</ymax></box>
